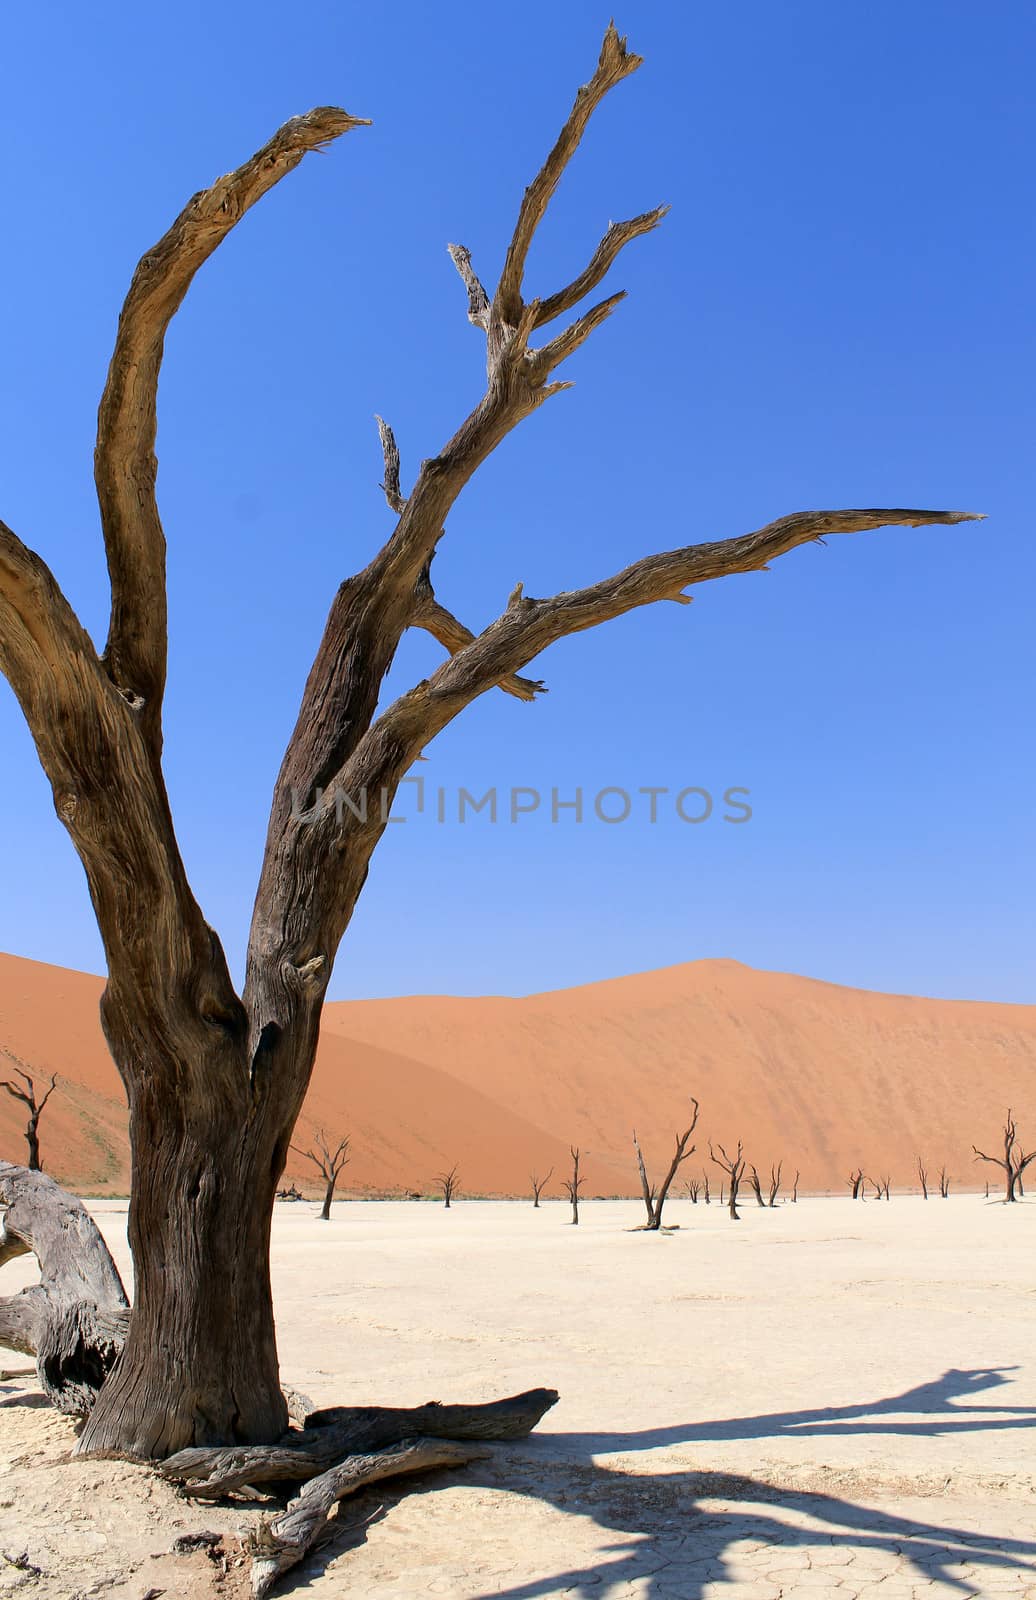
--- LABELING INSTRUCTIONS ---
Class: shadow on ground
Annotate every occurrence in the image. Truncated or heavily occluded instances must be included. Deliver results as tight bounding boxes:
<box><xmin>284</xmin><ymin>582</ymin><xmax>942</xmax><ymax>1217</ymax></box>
<box><xmin>329</xmin><ymin>1367</ymin><xmax>1036</xmax><ymax>1599</ymax></box>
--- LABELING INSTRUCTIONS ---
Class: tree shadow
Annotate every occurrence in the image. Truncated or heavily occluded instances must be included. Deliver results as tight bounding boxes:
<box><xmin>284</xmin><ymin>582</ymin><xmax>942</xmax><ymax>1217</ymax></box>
<box><xmin>555</xmin><ymin>1365</ymin><xmax>1036</xmax><ymax>1452</ymax></box>
<box><xmin>466</xmin><ymin>1462</ymin><xmax>1036</xmax><ymax>1599</ymax></box>
<box><xmin>304</xmin><ymin>1368</ymin><xmax>1036</xmax><ymax>1598</ymax></box>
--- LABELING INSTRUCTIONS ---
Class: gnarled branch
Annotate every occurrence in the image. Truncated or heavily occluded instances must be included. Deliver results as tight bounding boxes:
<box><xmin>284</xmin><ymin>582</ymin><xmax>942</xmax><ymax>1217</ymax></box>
<box><xmin>0</xmin><ymin>1162</ymin><xmax>129</xmax><ymax>1413</ymax></box>
<box><xmin>96</xmin><ymin>107</ymin><xmax>370</xmax><ymax>755</ymax></box>
<box><xmin>249</xmin><ymin>1437</ymin><xmax>488</xmax><ymax>1597</ymax></box>
<box><xmin>494</xmin><ymin>23</ymin><xmax>643</xmax><ymax>326</ymax></box>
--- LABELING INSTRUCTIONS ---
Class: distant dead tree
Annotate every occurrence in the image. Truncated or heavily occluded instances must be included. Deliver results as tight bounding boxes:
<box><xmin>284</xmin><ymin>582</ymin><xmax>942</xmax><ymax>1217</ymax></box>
<box><xmin>767</xmin><ymin>1162</ymin><xmax>783</xmax><ymax>1207</ymax></box>
<box><xmin>0</xmin><ymin>1054</ymin><xmax>58</xmax><ymax>1172</ymax></box>
<box><xmin>791</xmin><ymin>1170</ymin><xmax>800</xmax><ymax>1203</ymax></box>
<box><xmin>747</xmin><ymin>1165</ymin><xmax>766</xmax><ymax>1208</ymax></box>
<box><xmin>437</xmin><ymin>1165</ymin><xmax>461</xmax><ymax>1209</ymax></box>
<box><xmin>973</xmin><ymin>1110</ymin><xmax>1035</xmax><ymax>1203</ymax></box>
<box><xmin>702</xmin><ymin>1171</ymin><xmax>711</xmax><ymax>1205</ymax></box>
<box><xmin>561</xmin><ymin>1147</ymin><xmax>584</xmax><ymax>1225</ymax></box>
<box><xmin>530</xmin><ymin>1168</ymin><xmax>554</xmax><ymax>1208</ymax></box>
<box><xmin>984</xmin><ymin>1180</ymin><xmax>989</xmax><ymax>1199</ymax></box>
<box><xmin>685</xmin><ymin>1177</ymin><xmax>701</xmax><ymax>1204</ymax></box>
<box><xmin>709</xmin><ymin>1140</ymin><xmax>746</xmax><ymax>1221</ymax></box>
<box><xmin>290</xmin><ymin>1129</ymin><xmax>350</xmax><ymax>1220</ymax></box>
<box><xmin>916</xmin><ymin>1158</ymin><xmax>929</xmax><ymax>1199</ymax></box>
<box><xmin>632</xmin><ymin>1099</ymin><xmax>699</xmax><ymax>1231</ymax></box>
<box><xmin>869</xmin><ymin>1175</ymin><xmax>891</xmax><ymax>1201</ymax></box>
<box><xmin>938</xmin><ymin>1166</ymin><xmax>949</xmax><ymax>1198</ymax></box>
<box><xmin>847</xmin><ymin>1168</ymin><xmax>864</xmax><ymax>1200</ymax></box>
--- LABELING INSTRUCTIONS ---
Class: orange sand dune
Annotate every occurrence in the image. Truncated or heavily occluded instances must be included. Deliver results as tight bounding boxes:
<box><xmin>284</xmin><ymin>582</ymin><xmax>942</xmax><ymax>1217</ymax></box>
<box><xmin>1</xmin><ymin>951</ymin><xmax>1033</xmax><ymax>1197</ymax></box>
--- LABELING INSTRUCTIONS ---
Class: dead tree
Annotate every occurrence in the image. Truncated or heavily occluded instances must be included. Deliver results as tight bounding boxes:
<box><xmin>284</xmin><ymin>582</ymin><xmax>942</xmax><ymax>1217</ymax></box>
<box><xmin>973</xmin><ymin>1110</ymin><xmax>1036</xmax><ymax>1203</ymax></box>
<box><xmin>709</xmin><ymin>1140</ymin><xmax>746</xmax><ymax>1221</ymax></box>
<box><xmin>685</xmin><ymin>1177</ymin><xmax>701</xmax><ymax>1204</ymax></box>
<box><xmin>437</xmin><ymin>1166</ymin><xmax>460</xmax><ymax>1209</ymax></box>
<box><xmin>632</xmin><ymin>1099</ymin><xmax>699</xmax><ymax>1230</ymax></box>
<box><xmin>291</xmin><ymin>1130</ymin><xmax>350</xmax><ymax>1221</ymax></box>
<box><xmin>938</xmin><ymin>1166</ymin><xmax>949</xmax><ymax>1198</ymax></box>
<box><xmin>530</xmin><ymin>1168</ymin><xmax>554</xmax><ymax>1208</ymax></box>
<box><xmin>767</xmin><ymin>1162</ymin><xmax>783</xmax><ymax>1207</ymax></box>
<box><xmin>0</xmin><ymin>17</ymin><xmax>976</xmax><ymax>1464</ymax></box>
<box><xmin>748</xmin><ymin>1165</ymin><xmax>766</xmax><ymax>1208</ymax></box>
<box><xmin>791</xmin><ymin>1170</ymin><xmax>800</xmax><ymax>1203</ymax></box>
<box><xmin>561</xmin><ymin>1147</ymin><xmax>584</xmax><ymax>1226</ymax></box>
<box><xmin>702</xmin><ymin>1171</ymin><xmax>711</xmax><ymax>1205</ymax></box>
<box><xmin>869</xmin><ymin>1175</ymin><xmax>891</xmax><ymax>1201</ymax></box>
<box><xmin>847</xmin><ymin>1168</ymin><xmax>865</xmax><ymax>1200</ymax></box>
<box><xmin>917</xmin><ymin>1158</ymin><xmax>929</xmax><ymax>1199</ymax></box>
<box><xmin>0</xmin><ymin>1056</ymin><xmax>58</xmax><ymax>1173</ymax></box>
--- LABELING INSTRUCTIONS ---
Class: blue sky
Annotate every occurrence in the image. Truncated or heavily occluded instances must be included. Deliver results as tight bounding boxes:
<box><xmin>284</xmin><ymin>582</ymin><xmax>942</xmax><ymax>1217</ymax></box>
<box><xmin>1</xmin><ymin>1</ymin><xmax>1032</xmax><ymax>1002</ymax></box>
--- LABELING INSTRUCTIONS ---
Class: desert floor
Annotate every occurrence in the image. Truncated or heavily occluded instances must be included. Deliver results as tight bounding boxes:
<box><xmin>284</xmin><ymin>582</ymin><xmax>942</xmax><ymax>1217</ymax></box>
<box><xmin>2</xmin><ymin>1195</ymin><xmax>1035</xmax><ymax>1599</ymax></box>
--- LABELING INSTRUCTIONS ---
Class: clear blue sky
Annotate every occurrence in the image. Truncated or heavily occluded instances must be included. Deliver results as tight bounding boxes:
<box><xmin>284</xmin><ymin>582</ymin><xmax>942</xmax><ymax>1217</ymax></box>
<box><xmin>1</xmin><ymin>2</ymin><xmax>1032</xmax><ymax>1002</ymax></box>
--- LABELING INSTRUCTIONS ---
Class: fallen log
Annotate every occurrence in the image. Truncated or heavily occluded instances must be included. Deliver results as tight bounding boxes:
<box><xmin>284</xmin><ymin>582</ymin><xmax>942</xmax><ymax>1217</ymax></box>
<box><xmin>162</xmin><ymin>1387</ymin><xmax>559</xmax><ymax>1497</ymax></box>
<box><xmin>0</xmin><ymin>1161</ymin><xmax>130</xmax><ymax>1414</ymax></box>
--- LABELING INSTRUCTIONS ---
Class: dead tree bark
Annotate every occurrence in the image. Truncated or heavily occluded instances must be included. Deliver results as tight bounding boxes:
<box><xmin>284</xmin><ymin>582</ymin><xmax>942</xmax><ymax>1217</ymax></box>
<box><xmin>748</xmin><ymin>1165</ymin><xmax>766</xmax><ymax>1208</ymax></box>
<box><xmin>973</xmin><ymin>1110</ymin><xmax>1035</xmax><ymax>1203</ymax></box>
<box><xmin>437</xmin><ymin>1166</ymin><xmax>460</xmax><ymax>1209</ymax></box>
<box><xmin>767</xmin><ymin>1162</ymin><xmax>782</xmax><ymax>1207</ymax></box>
<box><xmin>0</xmin><ymin>1057</ymin><xmax>58</xmax><ymax>1173</ymax></box>
<box><xmin>0</xmin><ymin>18</ymin><xmax>978</xmax><ymax>1461</ymax></box>
<box><xmin>291</xmin><ymin>1130</ymin><xmax>350</xmax><ymax>1220</ymax></box>
<box><xmin>709</xmin><ymin>1141</ymin><xmax>745</xmax><ymax>1221</ymax></box>
<box><xmin>702</xmin><ymin>1171</ymin><xmax>710</xmax><ymax>1205</ymax></box>
<box><xmin>632</xmin><ymin>1100</ymin><xmax>699</xmax><ymax>1230</ymax></box>
<box><xmin>791</xmin><ymin>1170</ymin><xmax>800</xmax><ymax>1203</ymax></box>
<box><xmin>938</xmin><ymin>1166</ymin><xmax>949</xmax><ymax>1198</ymax></box>
<box><xmin>162</xmin><ymin>1386</ymin><xmax>557</xmax><ymax>1592</ymax></box>
<box><xmin>561</xmin><ymin>1147</ymin><xmax>583</xmax><ymax>1225</ymax></box>
<box><xmin>0</xmin><ymin>1162</ymin><xmax>129</xmax><ymax>1413</ymax></box>
<box><xmin>916</xmin><ymin>1158</ymin><xmax>929</xmax><ymax>1199</ymax></box>
<box><xmin>530</xmin><ymin>1168</ymin><xmax>554</xmax><ymax>1207</ymax></box>
<box><xmin>847</xmin><ymin>1168</ymin><xmax>864</xmax><ymax>1200</ymax></box>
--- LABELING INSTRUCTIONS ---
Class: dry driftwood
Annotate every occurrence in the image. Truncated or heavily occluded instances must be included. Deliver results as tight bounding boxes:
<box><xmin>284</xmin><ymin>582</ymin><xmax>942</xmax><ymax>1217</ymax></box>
<box><xmin>0</xmin><ymin>1162</ymin><xmax>129</xmax><ymax>1413</ymax></box>
<box><xmin>248</xmin><ymin>1437</ymin><xmax>489</xmax><ymax>1597</ymax></box>
<box><xmin>161</xmin><ymin>1386</ymin><xmax>558</xmax><ymax>1497</ymax></box>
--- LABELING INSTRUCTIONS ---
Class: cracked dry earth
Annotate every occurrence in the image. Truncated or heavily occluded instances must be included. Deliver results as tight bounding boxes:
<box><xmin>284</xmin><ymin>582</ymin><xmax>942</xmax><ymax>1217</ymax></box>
<box><xmin>2</xmin><ymin>1196</ymin><xmax>1036</xmax><ymax>1599</ymax></box>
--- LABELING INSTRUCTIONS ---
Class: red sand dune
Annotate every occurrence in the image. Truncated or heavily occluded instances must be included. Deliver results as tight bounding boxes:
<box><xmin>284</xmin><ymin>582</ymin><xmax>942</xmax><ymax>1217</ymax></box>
<box><xmin>1</xmin><ymin>950</ymin><xmax>1033</xmax><ymax>1197</ymax></box>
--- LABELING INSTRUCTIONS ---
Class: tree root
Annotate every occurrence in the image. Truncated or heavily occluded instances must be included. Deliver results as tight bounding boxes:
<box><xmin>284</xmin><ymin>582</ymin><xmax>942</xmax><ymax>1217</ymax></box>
<box><xmin>161</xmin><ymin>1387</ymin><xmax>559</xmax><ymax>1496</ymax></box>
<box><xmin>247</xmin><ymin>1436</ymin><xmax>489</xmax><ymax>1596</ymax></box>
<box><xmin>162</xmin><ymin>1388</ymin><xmax>558</xmax><ymax>1595</ymax></box>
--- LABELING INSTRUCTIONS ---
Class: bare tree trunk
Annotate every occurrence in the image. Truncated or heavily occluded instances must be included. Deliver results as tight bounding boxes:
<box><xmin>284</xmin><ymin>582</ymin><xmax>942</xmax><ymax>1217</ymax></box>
<box><xmin>749</xmin><ymin>1166</ymin><xmax>765</xmax><ymax>1208</ymax></box>
<box><xmin>562</xmin><ymin>1147</ymin><xmax>582</xmax><ymax>1225</ymax></box>
<box><xmin>77</xmin><ymin>1018</ymin><xmax>291</xmax><ymax>1458</ymax></box>
<box><xmin>632</xmin><ymin>1131</ymin><xmax>656</xmax><ymax>1227</ymax></box>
